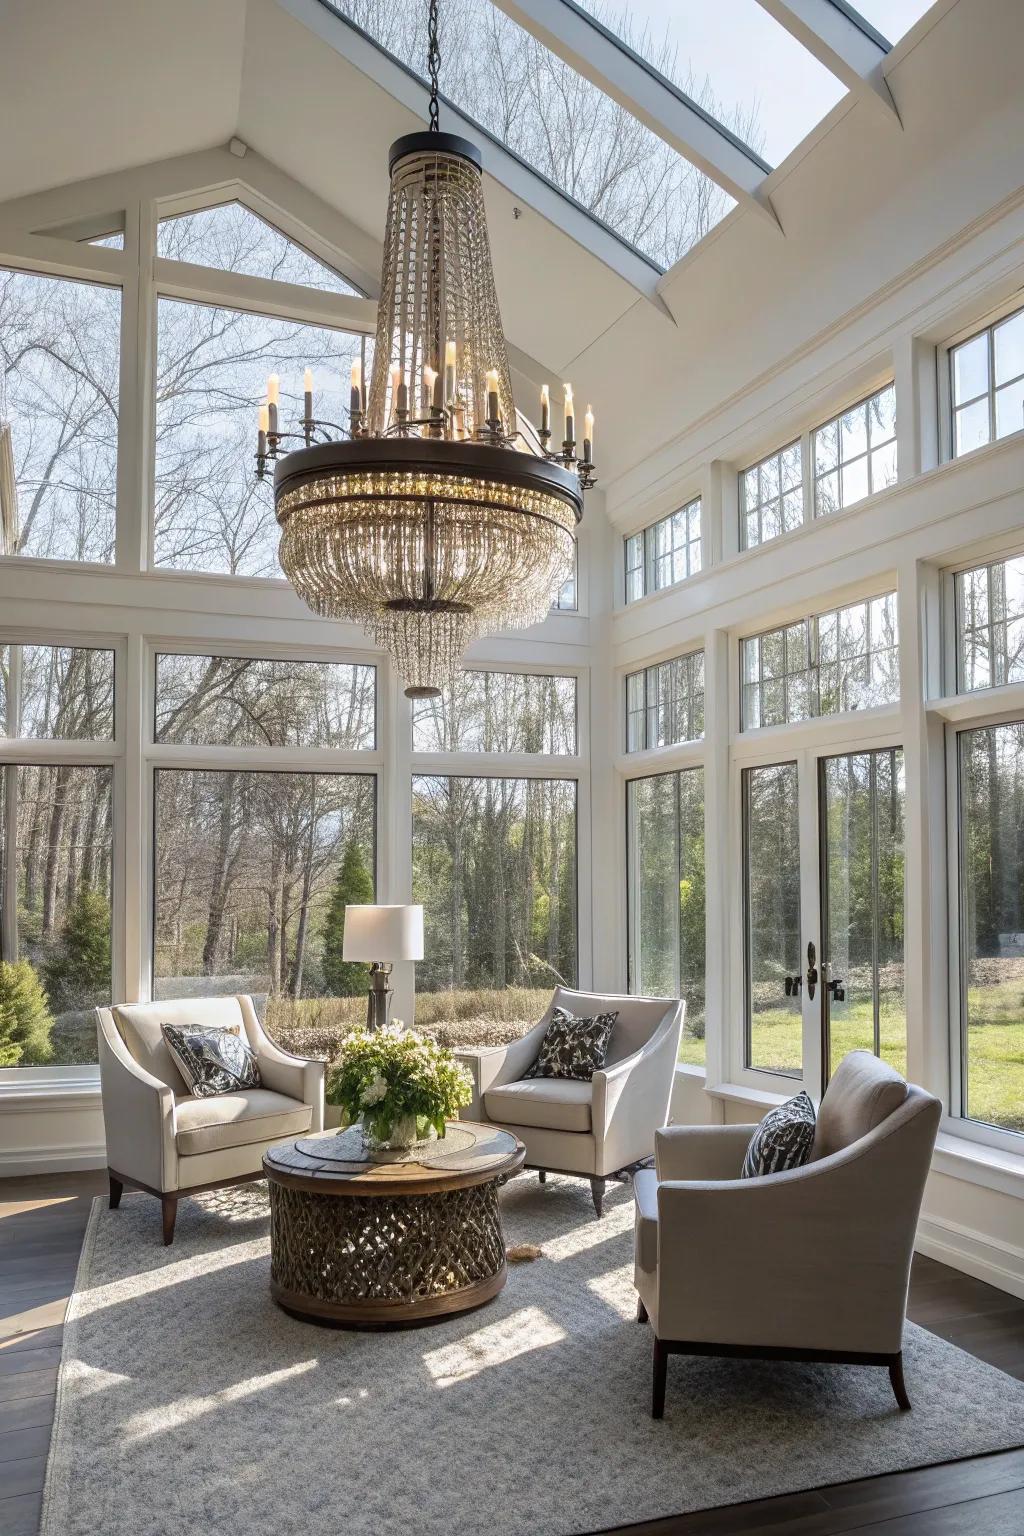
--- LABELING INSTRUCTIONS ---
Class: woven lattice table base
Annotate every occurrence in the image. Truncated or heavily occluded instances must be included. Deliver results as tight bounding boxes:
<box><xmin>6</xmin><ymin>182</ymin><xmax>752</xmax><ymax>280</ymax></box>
<box><xmin>268</xmin><ymin>1178</ymin><xmax>509</xmax><ymax>1327</ymax></box>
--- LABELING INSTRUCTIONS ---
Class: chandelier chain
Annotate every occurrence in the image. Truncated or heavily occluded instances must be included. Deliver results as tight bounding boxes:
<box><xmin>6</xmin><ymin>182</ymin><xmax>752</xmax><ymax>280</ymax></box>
<box><xmin>427</xmin><ymin>0</ymin><xmax>441</xmax><ymax>132</ymax></box>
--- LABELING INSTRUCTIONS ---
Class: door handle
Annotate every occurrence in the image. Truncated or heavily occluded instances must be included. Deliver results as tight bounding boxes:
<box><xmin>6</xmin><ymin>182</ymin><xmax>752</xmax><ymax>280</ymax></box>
<box><xmin>825</xmin><ymin>977</ymin><xmax>846</xmax><ymax>1003</ymax></box>
<box><xmin>806</xmin><ymin>941</ymin><xmax>818</xmax><ymax>1001</ymax></box>
<box><xmin>784</xmin><ymin>974</ymin><xmax>802</xmax><ymax>997</ymax></box>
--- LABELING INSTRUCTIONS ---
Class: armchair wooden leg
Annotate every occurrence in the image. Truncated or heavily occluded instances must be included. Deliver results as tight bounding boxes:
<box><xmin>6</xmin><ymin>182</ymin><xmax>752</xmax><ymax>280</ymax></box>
<box><xmin>889</xmin><ymin>1353</ymin><xmax>911</xmax><ymax>1411</ymax></box>
<box><xmin>652</xmin><ymin>1337</ymin><xmax>667</xmax><ymax>1419</ymax></box>
<box><xmin>108</xmin><ymin>1172</ymin><xmax>123</xmax><ymax>1210</ymax></box>
<box><xmin>636</xmin><ymin>1297</ymin><xmax>648</xmax><ymax>1324</ymax></box>
<box><xmin>538</xmin><ymin>1170</ymin><xmax>547</xmax><ymax>1184</ymax></box>
<box><xmin>161</xmin><ymin>1194</ymin><xmax>178</xmax><ymax>1247</ymax></box>
<box><xmin>589</xmin><ymin>1176</ymin><xmax>605</xmax><ymax>1217</ymax></box>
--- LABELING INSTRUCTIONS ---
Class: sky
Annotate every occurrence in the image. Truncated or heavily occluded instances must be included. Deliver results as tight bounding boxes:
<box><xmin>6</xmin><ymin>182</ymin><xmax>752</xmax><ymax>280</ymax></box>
<box><xmin>581</xmin><ymin>1</ymin><xmax>936</xmax><ymax>166</ymax></box>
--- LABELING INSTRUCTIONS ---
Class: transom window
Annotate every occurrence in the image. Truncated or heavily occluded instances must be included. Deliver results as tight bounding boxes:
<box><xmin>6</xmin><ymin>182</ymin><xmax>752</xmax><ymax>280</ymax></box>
<box><xmin>741</xmin><ymin>592</ymin><xmax>899</xmax><ymax>730</ymax></box>
<box><xmin>154</xmin><ymin>652</ymin><xmax>376</xmax><ymax>749</ymax></box>
<box><xmin>412</xmin><ymin>671</ymin><xmax>577</xmax><ymax>755</ymax></box>
<box><xmin>624</xmin><ymin>499</ymin><xmax>702</xmax><ymax>604</ymax></box>
<box><xmin>813</xmin><ymin>384</ymin><xmax>897</xmax><ymax>517</ymax></box>
<box><xmin>955</xmin><ymin>553</ymin><xmax>1024</xmax><ymax>693</ymax></box>
<box><xmin>740</xmin><ymin>441</ymin><xmax>803</xmax><ymax>550</ymax></box>
<box><xmin>157</xmin><ymin>201</ymin><xmax>360</xmax><ymax>295</ymax></box>
<box><xmin>950</xmin><ymin>305</ymin><xmax>1024</xmax><ymax>457</ymax></box>
<box><xmin>1</xmin><ymin>645</ymin><xmax>114</xmax><ymax>740</ymax></box>
<box><xmin>626</xmin><ymin>652</ymin><xmax>705</xmax><ymax>752</ymax></box>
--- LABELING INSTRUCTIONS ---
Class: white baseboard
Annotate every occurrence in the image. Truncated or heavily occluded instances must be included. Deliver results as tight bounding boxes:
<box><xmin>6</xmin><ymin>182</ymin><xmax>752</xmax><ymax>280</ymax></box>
<box><xmin>916</xmin><ymin>1212</ymin><xmax>1024</xmax><ymax>1301</ymax></box>
<box><xmin>0</xmin><ymin>1143</ymin><xmax>106</xmax><ymax>1177</ymax></box>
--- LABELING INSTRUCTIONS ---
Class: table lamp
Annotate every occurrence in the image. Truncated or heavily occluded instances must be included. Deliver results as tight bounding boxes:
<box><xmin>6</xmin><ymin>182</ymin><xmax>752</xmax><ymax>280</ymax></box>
<box><xmin>343</xmin><ymin>903</ymin><xmax>424</xmax><ymax>1031</ymax></box>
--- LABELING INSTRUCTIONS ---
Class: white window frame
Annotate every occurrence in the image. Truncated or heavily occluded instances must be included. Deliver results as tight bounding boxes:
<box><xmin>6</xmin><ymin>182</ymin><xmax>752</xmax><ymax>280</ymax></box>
<box><xmin>624</xmin><ymin>649</ymin><xmax>705</xmax><ymax>753</ymax></box>
<box><xmin>940</xmin><ymin>296</ymin><xmax>1024</xmax><ymax>465</ymax></box>
<box><xmin>812</xmin><ymin>381</ymin><xmax>898</xmax><ymax>520</ymax></box>
<box><xmin>738</xmin><ymin>438</ymin><xmax>805</xmax><ymax>551</ymax></box>
<box><xmin>623</xmin><ymin>497</ymin><xmax>702</xmax><ymax>605</ymax></box>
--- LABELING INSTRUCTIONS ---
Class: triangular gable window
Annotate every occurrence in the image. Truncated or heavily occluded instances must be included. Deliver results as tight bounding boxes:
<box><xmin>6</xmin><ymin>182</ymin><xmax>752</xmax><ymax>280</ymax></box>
<box><xmin>156</xmin><ymin>202</ymin><xmax>358</xmax><ymax>295</ymax></box>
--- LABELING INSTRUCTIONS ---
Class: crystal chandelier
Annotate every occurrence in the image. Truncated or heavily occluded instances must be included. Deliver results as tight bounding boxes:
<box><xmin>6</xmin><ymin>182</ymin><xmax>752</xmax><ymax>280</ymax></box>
<box><xmin>255</xmin><ymin>0</ymin><xmax>595</xmax><ymax>698</ymax></box>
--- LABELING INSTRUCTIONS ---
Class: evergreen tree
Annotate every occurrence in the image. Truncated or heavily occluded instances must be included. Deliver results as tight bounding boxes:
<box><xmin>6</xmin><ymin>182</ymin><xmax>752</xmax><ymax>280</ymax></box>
<box><xmin>44</xmin><ymin>884</ymin><xmax>111</xmax><ymax>1010</ymax></box>
<box><xmin>0</xmin><ymin>960</ymin><xmax>54</xmax><ymax>1066</ymax></box>
<box><xmin>321</xmin><ymin>841</ymin><xmax>373</xmax><ymax>996</ymax></box>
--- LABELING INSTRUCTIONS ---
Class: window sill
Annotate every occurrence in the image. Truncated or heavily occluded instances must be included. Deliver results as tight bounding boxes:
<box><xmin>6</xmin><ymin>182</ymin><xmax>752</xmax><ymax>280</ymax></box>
<box><xmin>932</xmin><ymin>1130</ymin><xmax>1024</xmax><ymax>1200</ymax></box>
<box><xmin>0</xmin><ymin>1071</ymin><xmax>101</xmax><ymax>1114</ymax></box>
<box><xmin>704</xmin><ymin>1080</ymin><xmax>787</xmax><ymax>1110</ymax></box>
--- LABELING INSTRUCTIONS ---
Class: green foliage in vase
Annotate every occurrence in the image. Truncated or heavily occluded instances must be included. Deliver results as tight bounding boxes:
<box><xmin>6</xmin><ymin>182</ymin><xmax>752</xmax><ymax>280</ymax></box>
<box><xmin>326</xmin><ymin>1023</ymin><xmax>473</xmax><ymax>1140</ymax></box>
<box><xmin>321</xmin><ymin>840</ymin><xmax>374</xmax><ymax>997</ymax></box>
<box><xmin>0</xmin><ymin>959</ymin><xmax>55</xmax><ymax>1066</ymax></box>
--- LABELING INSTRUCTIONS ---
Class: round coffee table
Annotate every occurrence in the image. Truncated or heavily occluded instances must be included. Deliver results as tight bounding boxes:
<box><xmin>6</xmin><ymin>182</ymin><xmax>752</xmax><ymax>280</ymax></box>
<box><xmin>263</xmin><ymin>1121</ymin><xmax>525</xmax><ymax>1327</ymax></box>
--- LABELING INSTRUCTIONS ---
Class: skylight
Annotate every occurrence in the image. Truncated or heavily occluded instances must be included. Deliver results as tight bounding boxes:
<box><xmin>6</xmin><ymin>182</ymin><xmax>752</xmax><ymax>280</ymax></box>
<box><xmin>327</xmin><ymin>0</ymin><xmax>736</xmax><ymax>269</ymax></box>
<box><xmin>843</xmin><ymin>1</ymin><xmax>935</xmax><ymax>45</ymax></box>
<box><xmin>156</xmin><ymin>202</ymin><xmax>359</xmax><ymax>295</ymax></box>
<box><xmin>571</xmin><ymin>0</ymin><xmax>848</xmax><ymax>165</ymax></box>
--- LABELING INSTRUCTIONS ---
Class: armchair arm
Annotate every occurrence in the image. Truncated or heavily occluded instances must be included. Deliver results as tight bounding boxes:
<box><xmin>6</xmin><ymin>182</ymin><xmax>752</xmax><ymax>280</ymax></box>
<box><xmin>593</xmin><ymin>1003</ymin><xmax>684</xmax><ymax>1175</ymax></box>
<box><xmin>96</xmin><ymin>1008</ymin><xmax>177</xmax><ymax>1192</ymax></box>
<box><xmin>454</xmin><ymin>1019</ymin><xmax>548</xmax><ymax>1119</ymax></box>
<box><xmin>655</xmin><ymin>1124</ymin><xmax>758</xmax><ymax>1182</ymax></box>
<box><xmin>653</xmin><ymin>1095</ymin><xmax>940</xmax><ymax>1355</ymax></box>
<box><xmin>240</xmin><ymin>997</ymin><xmax>325</xmax><ymax>1131</ymax></box>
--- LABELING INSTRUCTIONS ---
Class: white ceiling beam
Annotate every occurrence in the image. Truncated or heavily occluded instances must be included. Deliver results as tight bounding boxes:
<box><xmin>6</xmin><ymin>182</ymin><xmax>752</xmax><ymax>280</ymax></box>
<box><xmin>755</xmin><ymin>0</ymin><xmax>901</xmax><ymax>125</ymax></box>
<box><xmin>491</xmin><ymin>0</ymin><xmax>782</xmax><ymax>234</ymax></box>
<box><xmin>275</xmin><ymin>0</ymin><xmax>668</xmax><ymax>303</ymax></box>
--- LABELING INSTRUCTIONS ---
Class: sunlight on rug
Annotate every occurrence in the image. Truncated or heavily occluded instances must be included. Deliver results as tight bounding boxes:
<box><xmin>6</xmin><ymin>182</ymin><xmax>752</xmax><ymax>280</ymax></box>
<box><xmin>42</xmin><ymin>1175</ymin><xmax>1024</xmax><ymax>1536</ymax></box>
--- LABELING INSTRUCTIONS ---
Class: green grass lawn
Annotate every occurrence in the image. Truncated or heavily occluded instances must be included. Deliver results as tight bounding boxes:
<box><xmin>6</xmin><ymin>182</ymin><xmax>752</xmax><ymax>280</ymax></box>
<box><xmin>679</xmin><ymin>986</ymin><xmax>1023</xmax><ymax>1133</ymax></box>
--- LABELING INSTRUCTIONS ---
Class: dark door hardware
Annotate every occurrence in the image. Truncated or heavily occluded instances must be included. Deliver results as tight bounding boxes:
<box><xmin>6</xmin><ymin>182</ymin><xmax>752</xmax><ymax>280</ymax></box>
<box><xmin>806</xmin><ymin>941</ymin><xmax>818</xmax><ymax>1001</ymax></box>
<box><xmin>784</xmin><ymin>974</ymin><xmax>802</xmax><ymax>997</ymax></box>
<box><xmin>825</xmin><ymin>977</ymin><xmax>846</xmax><ymax>1003</ymax></box>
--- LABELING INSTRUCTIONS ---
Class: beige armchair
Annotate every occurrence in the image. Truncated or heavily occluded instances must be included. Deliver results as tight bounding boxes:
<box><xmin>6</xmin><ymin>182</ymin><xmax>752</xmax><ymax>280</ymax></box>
<box><xmin>457</xmin><ymin>987</ymin><xmax>684</xmax><ymax>1216</ymax></box>
<box><xmin>96</xmin><ymin>994</ymin><xmax>325</xmax><ymax>1244</ymax></box>
<box><xmin>633</xmin><ymin>1052</ymin><xmax>941</xmax><ymax>1417</ymax></box>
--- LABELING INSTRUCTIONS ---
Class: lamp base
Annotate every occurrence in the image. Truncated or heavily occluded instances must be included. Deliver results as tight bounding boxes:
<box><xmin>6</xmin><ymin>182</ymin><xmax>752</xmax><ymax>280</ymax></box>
<box><xmin>366</xmin><ymin>963</ymin><xmax>393</xmax><ymax>1031</ymax></box>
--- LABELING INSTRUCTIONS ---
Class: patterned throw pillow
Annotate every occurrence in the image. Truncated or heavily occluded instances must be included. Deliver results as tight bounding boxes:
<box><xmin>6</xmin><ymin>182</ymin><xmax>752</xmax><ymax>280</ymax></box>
<box><xmin>162</xmin><ymin>1023</ymin><xmax>262</xmax><ymax>1098</ymax></box>
<box><xmin>741</xmin><ymin>1090</ymin><xmax>816</xmax><ymax>1178</ymax></box>
<box><xmin>524</xmin><ymin>1007</ymin><xmax>619</xmax><ymax>1082</ymax></box>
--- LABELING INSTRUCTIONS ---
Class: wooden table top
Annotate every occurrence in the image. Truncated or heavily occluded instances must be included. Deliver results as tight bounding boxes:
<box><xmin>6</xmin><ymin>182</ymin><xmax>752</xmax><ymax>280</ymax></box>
<box><xmin>263</xmin><ymin>1121</ymin><xmax>525</xmax><ymax>1196</ymax></box>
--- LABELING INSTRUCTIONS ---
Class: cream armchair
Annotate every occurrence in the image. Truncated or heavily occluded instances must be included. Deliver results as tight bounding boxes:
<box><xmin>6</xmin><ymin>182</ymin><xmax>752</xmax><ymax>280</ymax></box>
<box><xmin>96</xmin><ymin>994</ymin><xmax>325</xmax><ymax>1244</ymax></box>
<box><xmin>633</xmin><ymin>1052</ymin><xmax>941</xmax><ymax>1417</ymax></box>
<box><xmin>457</xmin><ymin>987</ymin><xmax>684</xmax><ymax>1216</ymax></box>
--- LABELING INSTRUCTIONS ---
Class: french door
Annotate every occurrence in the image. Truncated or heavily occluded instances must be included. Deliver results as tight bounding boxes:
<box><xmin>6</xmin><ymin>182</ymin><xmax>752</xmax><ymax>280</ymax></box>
<box><xmin>741</xmin><ymin>741</ymin><xmax>906</xmax><ymax>1093</ymax></box>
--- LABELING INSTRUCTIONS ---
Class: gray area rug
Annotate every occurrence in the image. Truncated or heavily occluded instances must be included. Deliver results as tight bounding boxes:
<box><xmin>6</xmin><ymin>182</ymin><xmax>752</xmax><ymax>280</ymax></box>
<box><xmin>43</xmin><ymin>1175</ymin><xmax>1024</xmax><ymax>1536</ymax></box>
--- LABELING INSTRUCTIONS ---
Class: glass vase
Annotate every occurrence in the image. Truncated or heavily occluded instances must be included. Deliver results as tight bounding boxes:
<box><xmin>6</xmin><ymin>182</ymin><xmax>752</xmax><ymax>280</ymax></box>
<box><xmin>360</xmin><ymin>1111</ymin><xmax>438</xmax><ymax>1153</ymax></box>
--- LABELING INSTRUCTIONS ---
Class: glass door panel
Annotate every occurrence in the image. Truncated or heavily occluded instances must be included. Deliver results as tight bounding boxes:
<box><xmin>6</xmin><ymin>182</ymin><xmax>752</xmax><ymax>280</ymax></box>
<box><xmin>819</xmin><ymin>748</ymin><xmax>906</xmax><ymax>1083</ymax></box>
<box><xmin>743</xmin><ymin>761</ymin><xmax>802</xmax><ymax>1076</ymax></box>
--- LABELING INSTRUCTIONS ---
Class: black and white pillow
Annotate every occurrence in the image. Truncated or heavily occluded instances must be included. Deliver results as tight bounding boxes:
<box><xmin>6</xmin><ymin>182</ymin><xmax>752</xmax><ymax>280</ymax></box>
<box><xmin>524</xmin><ymin>1007</ymin><xmax>618</xmax><ymax>1082</ymax></box>
<box><xmin>741</xmin><ymin>1090</ymin><xmax>816</xmax><ymax>1178</ymax></box>
<box><xmin>162</xmin><ymin>1023</ymin><xmax>262</xmax><ymax>1098</ymax></box>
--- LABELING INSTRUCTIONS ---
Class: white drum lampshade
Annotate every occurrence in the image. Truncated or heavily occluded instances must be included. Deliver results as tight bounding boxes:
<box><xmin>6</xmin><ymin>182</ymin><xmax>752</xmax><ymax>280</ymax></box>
<box><xmin>343</xmin><ymin>904</ymin><xmax>424</xmax><ymax>963</ymax></box>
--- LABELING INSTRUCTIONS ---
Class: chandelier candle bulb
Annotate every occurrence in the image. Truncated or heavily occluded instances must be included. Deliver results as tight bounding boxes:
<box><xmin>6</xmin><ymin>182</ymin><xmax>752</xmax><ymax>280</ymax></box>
<box><xmin>445</xmin><ymin>339</ymin><xmax>457</xmax><ymax>404</ymax></box>
<box><xmin>423</xmin><ymin>365</ymin><xmax>437</xmax><ymax>411</ymax></box>
<box><xmin>303</xmin><ymin>368</ymin><xmax>314</xmax><ymax>432</ymax></box>
<box><xmin>486</xmin><ymin>368</ymin><xmax>500</xmax><ymax>428</ymax></box>
<box><xmin>584</xmin><ymin>405</ymin><xmax>594</xmax><ymax>463</ymax></box>
<box><xmin>397</xmin><ymin>376</ymin><xmax>409</xmax><ymax>420</ymax></box>
<box><xmin>389</xmin><ymin>363</ymin><xmax>402</xmax><ymax>422</ymax></box>
<box><xmin>257</xmin><ymin>402</ymin><xmax>269</xmax><ymax>459</ymax></box>
<box><xmin>564</xmin><ymin>383</ymin><xmax>574</xmax><ymax>447</ymax></box>
<box><xmin>267</xmin><ymin>373</ymin><xmax>280</xmax><ymax>435</ymax></box>
<box><xmin>541</xmin><ymin>384</ymin><xmax>550</xmax><ymax>436</ymax></box>
<box><xmin>350</xmin><ymin>357</ymin><xmax>362</xmax><ymax>420</ymax></box>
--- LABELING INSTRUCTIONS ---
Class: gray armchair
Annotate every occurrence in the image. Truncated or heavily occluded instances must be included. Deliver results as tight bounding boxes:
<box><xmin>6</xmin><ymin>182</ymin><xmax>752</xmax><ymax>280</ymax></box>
<box><xmin>457</xmin><ymin>987</ymin><xmax>684</xmax><ymax>1216</ymax></box>
<box><xmin>633</xmin><ymin>1052</ymin><xmax>941</xmax><ymax>1416</ymax></box>
<box><xmin>97</xmin><ymin>994</ymin><xmax>325</xmax><ymax>1244</ymax></box>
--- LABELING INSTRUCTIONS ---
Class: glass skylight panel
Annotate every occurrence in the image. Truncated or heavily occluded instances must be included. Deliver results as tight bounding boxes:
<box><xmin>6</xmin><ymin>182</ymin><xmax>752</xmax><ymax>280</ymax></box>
<box><xmin>625</xmin><ymin>651</ymin><xmax>705</xmax><ymax>752</ymax></box>
<box><xmin>741</xmin><ymin>441</ymin><xmax>803</xmax><ymax>549</ymax></box>
<box><xmin>956</xmin><ymin>554</ymin><xmax>1024</xmax><ymax>692</ymax></box>
<box><xmin>157</xmin><ymin>202</ymin><xmax>359</xmax><ymax>295</ymax></box>
<box><xmin>327</xmin><ymin>0</ymin><xmax>734</xmax><ymax>267</ymax></box>
<box><xmin>950</xmin><ymin>306</ymin><xmax>1024</xmax><ymax>457</ymax></box>
<box><xmin>813</xmin><ymin>383</ymin><xmax>897</xmax><ymax>517</ymax></box>
<box><xmin>741</xmin><ymin>592</ymin><xmax>899</xmax><ymax>728</ymax></box>
<box><xmin>846</xmin><ymin>1</ymin><xmax>934</xmax><ymax>45</ymax></box>
<box><xmin>572</xmin><ymin>0</ymin><xmax>848</xmax><ymax>165</ymax></box>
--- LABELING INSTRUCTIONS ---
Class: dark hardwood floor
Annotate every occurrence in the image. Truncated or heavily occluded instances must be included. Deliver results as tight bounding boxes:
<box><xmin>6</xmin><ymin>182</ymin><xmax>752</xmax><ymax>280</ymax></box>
<box><xmin>1</xmin><ymin>1170</ymin><xmax>1022</xmax><ymax>1536</ymax></box>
